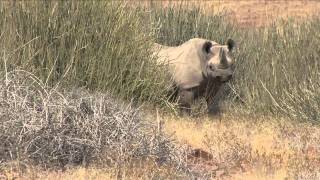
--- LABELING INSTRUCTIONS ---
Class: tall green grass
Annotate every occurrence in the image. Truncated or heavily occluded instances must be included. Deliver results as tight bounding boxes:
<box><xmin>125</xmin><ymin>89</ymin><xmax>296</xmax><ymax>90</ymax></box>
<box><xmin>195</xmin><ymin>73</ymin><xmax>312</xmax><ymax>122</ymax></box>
<box><xmin>0</xmin><ymin>1</ymin><xmax>319</xmax><ymax>121</ymax></box>
<box><xmin>0</xmin><ymin>1</ymin><xmax>169</xmax><ymax>105</ymax></box>
<box><xmin>233</xmin><ymin>20</ymin><xmax>320</xmax><ymax>122</ymax></box>
<box><xmin>147</xmin><ymin>4</ymin><xmax>319</xmax><ymax>122</ymax></box>
<box><xmin>148</xmin><ymin>3</ymin><xmax>238</xmax><ymax>46</ymax></box>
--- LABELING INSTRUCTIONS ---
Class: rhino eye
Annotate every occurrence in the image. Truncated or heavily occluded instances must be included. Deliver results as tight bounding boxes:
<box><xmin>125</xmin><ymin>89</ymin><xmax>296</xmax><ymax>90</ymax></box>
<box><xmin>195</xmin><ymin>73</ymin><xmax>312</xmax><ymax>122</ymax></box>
<box><xmin>203</xmin><ymin>41</ymin><xmax>212</xmax><ymax>54</ymax></box>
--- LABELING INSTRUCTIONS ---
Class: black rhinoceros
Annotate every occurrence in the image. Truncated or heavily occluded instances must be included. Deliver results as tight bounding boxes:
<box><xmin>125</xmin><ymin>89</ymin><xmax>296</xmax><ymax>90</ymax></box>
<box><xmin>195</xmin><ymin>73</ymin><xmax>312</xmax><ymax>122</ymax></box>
<box><xmin>153</xmin><ymin>38</ymin><xmax>236</xmax><ymax>116</ymax></box>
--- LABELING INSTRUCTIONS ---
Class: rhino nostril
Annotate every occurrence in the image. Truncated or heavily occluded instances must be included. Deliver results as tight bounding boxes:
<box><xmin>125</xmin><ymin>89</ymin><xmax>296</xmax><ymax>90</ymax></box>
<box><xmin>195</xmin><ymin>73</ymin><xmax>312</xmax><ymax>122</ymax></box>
<box><xmin>209</xmin><ymin>64</ymin><xmax>214</xmax><ymax>71</ymax></box>
<box><xmin>228</xmin><ymin>74</ymin><xmax>233</xmax><ymax>79</ymax></box>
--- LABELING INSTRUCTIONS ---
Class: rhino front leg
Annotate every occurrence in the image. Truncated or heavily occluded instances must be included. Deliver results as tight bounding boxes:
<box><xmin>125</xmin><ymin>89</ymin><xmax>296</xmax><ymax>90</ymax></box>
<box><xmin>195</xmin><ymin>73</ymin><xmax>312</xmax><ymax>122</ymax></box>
<box><xmin>178</xmin><ymin>89</ymin><xmax>194</xmax><ymax>116</ymax></box>
<box><xmin>206</xmin><ymin>86</ymin><xmax>224</xmax><ymax>116</ymax></box>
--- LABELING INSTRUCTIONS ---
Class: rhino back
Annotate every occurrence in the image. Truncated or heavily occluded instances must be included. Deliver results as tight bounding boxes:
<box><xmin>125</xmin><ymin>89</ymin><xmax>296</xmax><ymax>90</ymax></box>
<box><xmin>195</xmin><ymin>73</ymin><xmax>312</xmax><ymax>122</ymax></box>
<box><xmin>153</xmin><ymin>40</ymin><xmax>205</xmax><ymax>89</ymax></box>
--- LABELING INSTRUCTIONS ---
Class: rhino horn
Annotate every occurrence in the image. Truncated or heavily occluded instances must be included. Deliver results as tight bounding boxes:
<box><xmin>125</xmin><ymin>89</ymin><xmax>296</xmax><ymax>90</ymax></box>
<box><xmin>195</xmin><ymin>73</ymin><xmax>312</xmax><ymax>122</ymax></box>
<box><xmin>220</xmin><ymin>49</ymin><xmax>228</xmax><ymax>66</ymax></box>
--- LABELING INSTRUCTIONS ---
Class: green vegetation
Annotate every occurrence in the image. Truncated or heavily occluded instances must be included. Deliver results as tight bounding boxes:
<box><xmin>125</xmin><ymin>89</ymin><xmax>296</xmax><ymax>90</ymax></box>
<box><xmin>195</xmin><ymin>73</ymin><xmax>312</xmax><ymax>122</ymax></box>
<box><xmin>149</xmin><ymin>4</ymin><xmax>319</xmax><ymax>122</ymax></box>
<box><xmin>0</xmin><ymin>1</ymin><xmax>169</xmax><ymax>105</ymax></box>
<box><xmin>0</xmin><ymin>1</ymin><xmax>319</xmax><ymax>122</ymax></box>
<box><xmin>233</xmin><ymin>20</ymin><xmax>320</xmax><ymax>122</ymax></box>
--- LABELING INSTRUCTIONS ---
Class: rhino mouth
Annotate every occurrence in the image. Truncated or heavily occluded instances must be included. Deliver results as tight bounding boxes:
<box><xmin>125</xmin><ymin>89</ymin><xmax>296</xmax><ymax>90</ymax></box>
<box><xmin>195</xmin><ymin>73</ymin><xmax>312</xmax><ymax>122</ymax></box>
<box><xmin>204</xmin><ymin>64</ymin><xmax>234</xmax><ymax>83</ymax></box>
<box><xmin>221</xmin><ymin>79</ymin><xmax>230</xmax><ymax>83</ymax></box>
<box><xmin>216</xmin><ymin>76</ymin><xmax>231</xmax><ymax>83</ymax></box>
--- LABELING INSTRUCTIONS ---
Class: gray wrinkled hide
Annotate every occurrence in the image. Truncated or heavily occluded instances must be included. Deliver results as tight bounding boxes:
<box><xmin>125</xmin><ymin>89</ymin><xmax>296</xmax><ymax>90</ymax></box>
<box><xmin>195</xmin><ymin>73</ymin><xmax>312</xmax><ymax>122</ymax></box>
<box><xmin>152</xmin><ymin>38</ymin><xmax>235</xmax><ymax>116</ymax></box>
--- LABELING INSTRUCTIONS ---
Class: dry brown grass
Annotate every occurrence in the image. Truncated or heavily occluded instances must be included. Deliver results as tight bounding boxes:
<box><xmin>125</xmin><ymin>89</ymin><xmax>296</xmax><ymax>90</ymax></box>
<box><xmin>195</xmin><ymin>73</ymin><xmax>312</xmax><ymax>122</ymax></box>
<box><xmin>132</xmin><ymin>0</ymin><xmax>320</xmax><ymax>27</ymax></box>
<box><xmin>3</xmin><ymin>113</ymin><xmax>320</xmax><ymax>179</ymax></box>
<box><xmin>200</xmin><ymin>0</ymin><xmax>320</xmax><ymax>27</ymax></box>
<box><xmin>164</xmin><ymin>114</ymin><xmax>320</xmax><ymax>179</ymax></box>
<box><xmin>1</xmin><ymin>162</ymin><xmax>185</xmax><ymax>180</ymax></box>
<box><xmin>1</xmin><ymin>167</ymin><xmax>113</xmax><ymax>180</ymax></box>
<box><xmin>5</xmin><ymin>90</ymin><xmax>314</xmax><ymax>172</ymax></box>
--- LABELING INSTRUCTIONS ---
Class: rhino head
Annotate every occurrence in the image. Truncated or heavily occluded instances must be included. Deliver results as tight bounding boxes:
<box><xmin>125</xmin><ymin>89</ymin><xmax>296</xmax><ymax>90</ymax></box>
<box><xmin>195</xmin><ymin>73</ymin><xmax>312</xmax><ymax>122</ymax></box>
<box><xmin>202</xmin><ymin>39</ymin><xmax>236</xmax><ymax>82</ymax></box>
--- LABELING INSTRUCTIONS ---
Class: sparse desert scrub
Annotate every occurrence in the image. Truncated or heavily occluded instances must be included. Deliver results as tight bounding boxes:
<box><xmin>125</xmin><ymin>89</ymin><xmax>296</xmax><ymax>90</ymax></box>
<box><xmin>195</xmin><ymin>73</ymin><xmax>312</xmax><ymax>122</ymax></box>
<box><xmin>164</xmin><ymin>114</ymin><xmax>320</xmax><ymax>179</ymax></box>
<box><xmin>4</xmin><ymin>113</ymin><xmax>320</xmax><ymax>179</ymax></box>
<box><xmin>0</xmin><ymin>70</ymin><xmax>187</xmax><ymax>178</ymax></box>
<box><xmin>2</xmin><ymin>164</ymin><xmax>194</xmax><ymax>180</ymax></box>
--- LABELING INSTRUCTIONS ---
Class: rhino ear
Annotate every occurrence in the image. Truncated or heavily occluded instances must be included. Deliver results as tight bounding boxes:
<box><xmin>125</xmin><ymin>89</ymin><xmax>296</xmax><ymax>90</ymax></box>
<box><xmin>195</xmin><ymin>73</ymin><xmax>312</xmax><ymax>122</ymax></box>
<box><xmin>203</xmin><ymin>41</ymin><xmax>213</xmax><ymax>54</ymax></box>
<box><xmin>227</xmin><ymin>39</ymin><xmax>235</xmax><ymax>52</ymax></box>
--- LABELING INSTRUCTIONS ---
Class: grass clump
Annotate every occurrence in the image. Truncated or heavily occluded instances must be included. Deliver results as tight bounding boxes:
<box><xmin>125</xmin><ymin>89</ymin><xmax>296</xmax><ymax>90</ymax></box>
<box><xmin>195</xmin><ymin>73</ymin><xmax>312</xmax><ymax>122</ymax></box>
<box><xmin>0</xmin><ymin>1</ymin><xmax>169</xmax><ymax>105</ymax></box>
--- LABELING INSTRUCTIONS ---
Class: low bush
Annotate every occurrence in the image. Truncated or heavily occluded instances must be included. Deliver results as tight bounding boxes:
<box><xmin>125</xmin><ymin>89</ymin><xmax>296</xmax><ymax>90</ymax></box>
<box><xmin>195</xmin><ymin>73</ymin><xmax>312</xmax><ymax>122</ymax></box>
<box><xmin>0</xmin><ymin>70</ymin><xmax>182</xmax><ymax>169</ymax></box>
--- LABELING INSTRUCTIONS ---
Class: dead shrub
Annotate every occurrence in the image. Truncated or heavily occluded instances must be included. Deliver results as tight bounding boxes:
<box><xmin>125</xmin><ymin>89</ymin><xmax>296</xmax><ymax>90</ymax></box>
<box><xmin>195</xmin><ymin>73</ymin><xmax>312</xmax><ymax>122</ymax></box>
<box><xmin>0</xmin><ymin>70</ymin><xmax>182</xmax><ymax>170</ymax></box>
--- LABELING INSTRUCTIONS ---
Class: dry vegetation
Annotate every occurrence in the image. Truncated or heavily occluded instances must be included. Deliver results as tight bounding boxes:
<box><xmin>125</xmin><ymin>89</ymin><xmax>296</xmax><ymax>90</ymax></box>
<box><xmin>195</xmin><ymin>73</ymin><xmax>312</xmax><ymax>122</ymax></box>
<box><xmin>164</xmin><ymin>114</ymin><xmax>320</xmax><ymax>179</ymax></box>
<box><xmin>0</xmin><ymin>71</ymin><xmax>189</xmax><ymax>179</ymax></box>
<box><xmin>134</xmin><ymin>0</ymin><xmax>320</xmax><ymax>27</ymax></box>
<box><xmin>208</xmin><ymin>0</ymin><xmax>320</xmax><ymax>27</ymax></box>
<box><xmin>1</xmin><ymin>1</ymin><xmax>320</xmax><ymax>179</ymax></box>
<box><xmin>3</xmin><ymin>113</ymin><xmax>320</xmax><ymax>179</ymax></box>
